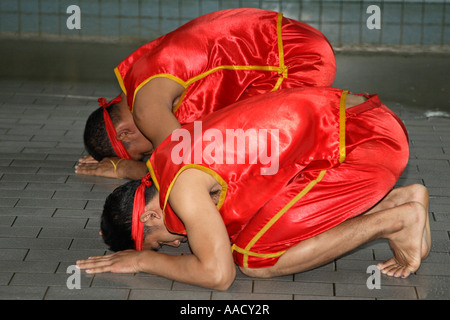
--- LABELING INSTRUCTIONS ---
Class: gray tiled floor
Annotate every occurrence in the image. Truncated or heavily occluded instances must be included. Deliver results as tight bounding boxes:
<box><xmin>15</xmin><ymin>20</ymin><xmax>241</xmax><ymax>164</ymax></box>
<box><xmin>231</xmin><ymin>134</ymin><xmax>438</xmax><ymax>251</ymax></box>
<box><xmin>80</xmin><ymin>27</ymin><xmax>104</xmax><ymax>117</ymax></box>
<box><xmin>0</xmin><ymin>54</ymin><xmax>449</xmax><ymax>300</ymax></box>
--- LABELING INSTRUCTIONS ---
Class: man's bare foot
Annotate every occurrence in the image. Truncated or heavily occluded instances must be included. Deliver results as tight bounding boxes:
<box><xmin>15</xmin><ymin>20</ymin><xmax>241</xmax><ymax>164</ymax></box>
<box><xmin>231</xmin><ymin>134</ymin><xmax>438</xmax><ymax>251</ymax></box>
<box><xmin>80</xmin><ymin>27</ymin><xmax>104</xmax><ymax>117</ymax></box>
<box><xmin>421</xmin><ymin>202</ymin><xmax>432</xmax><ymax>262</ymax></box>
<box><xmin>377</xmin><ymin>201</ymin><xmax>428</xmax><ymax>278</ymax></box>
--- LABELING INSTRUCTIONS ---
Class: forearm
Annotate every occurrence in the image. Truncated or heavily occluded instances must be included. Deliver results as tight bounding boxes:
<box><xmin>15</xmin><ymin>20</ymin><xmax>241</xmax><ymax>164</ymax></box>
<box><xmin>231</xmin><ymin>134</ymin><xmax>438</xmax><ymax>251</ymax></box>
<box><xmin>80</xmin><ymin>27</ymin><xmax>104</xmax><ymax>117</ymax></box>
<box><xmin>76</xmin><ymin>157</ymin><xmax>148</xmax><ymax>180</ymax></box>
<box><xmin>137</xmin><ymin>250</ymin><xmax>235</xmax><ymax>290</ymax></box>
<box><xmin>116</xmin><ymin>159</ymin><xmax>149</xmax><ymax>180</ymax></box>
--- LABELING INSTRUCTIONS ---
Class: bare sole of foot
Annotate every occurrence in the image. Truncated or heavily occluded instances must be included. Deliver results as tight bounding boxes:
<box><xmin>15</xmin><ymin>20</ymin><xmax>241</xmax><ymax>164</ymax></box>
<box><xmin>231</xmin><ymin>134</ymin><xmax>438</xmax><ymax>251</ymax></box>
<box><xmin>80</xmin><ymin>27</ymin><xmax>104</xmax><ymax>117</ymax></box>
<box><xmin>377</xmin><ymin>201</ymin><xmax>430</xmax><ymax>278</ymax></box>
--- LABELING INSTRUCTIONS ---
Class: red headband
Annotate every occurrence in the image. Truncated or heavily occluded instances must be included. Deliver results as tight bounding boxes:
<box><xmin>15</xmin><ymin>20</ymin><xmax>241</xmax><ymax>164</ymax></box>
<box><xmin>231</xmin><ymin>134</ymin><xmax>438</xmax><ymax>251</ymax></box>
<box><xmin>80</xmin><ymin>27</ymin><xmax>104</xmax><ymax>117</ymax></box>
<box><xmin>132</xmin><ymin>173</ymin><xmax>153</xmax><ymax>251</ymax></box>
<box><xmin>98</xmin><ymin>95</ymin><xmax>132</xmax><ymax>159</ymax></box>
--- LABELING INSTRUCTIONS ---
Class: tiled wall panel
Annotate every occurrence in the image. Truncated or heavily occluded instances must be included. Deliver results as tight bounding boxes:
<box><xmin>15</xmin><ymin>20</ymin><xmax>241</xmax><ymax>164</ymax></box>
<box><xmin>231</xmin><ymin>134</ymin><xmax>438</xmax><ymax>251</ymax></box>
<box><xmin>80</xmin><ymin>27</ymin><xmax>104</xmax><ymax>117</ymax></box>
<box><xmin>0</xmin><ymin>0</ymin><xmax>448</xmax><ymax>47</ymax></box>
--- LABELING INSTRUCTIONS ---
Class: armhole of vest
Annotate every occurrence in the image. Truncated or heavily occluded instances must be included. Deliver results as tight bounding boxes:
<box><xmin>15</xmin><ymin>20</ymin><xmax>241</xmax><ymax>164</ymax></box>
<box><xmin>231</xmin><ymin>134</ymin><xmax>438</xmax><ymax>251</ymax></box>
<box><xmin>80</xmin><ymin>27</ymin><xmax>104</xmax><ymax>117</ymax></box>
<box><xmin>172</xmin><ymin>89</ymin><xmax>187</xmax><ymax>115</ymax></box>
<box><xmin>131</xmin><ymin>74</ymin><xmax>188</xmax><ymax>111</ymax></box>
<box><xmin>146</xmin><ymin>160</ymin><xmax>160</xmax><ymax>191</ymax></box>
<box><xmin>162</xmin><ymin>164</ymin><xmax>228</xmax><ymax>215</ymax></box>
<box><xmin>114</xmin><ymin>67</ymin><xmax>127</xmax><ymax>95</ymax></box>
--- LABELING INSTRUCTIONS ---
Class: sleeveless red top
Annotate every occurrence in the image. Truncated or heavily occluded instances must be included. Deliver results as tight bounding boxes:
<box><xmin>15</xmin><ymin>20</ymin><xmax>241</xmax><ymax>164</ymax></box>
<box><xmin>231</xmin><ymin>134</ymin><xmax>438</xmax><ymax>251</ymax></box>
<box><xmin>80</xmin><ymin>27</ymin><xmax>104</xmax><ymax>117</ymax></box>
<box><xmin>115</xmin><ymin>8</ymin><xmax>336</xmax><ymax>125</ymax></box>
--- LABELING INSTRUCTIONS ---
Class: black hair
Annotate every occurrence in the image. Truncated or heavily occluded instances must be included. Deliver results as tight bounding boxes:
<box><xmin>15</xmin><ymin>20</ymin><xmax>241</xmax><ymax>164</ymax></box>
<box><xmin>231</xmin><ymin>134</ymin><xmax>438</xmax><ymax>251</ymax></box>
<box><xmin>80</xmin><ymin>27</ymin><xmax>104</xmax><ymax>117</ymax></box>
<box><xmin>83</xmin><ymin>103</ymin><xmax>121</xmax><ymax>161</ymax></box>
<box><xmin>101</xmin><ymin>179</ymin><xmax>158</xmax><ymax>252</ymax></box>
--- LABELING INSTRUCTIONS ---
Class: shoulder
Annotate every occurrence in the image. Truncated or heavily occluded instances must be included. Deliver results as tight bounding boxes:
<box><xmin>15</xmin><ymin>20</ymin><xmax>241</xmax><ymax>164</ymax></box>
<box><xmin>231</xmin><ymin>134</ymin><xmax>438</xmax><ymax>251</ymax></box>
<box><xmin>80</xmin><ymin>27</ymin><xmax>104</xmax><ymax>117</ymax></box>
<box><xmin>170</xmin><ymin>168</ymin><xmax>220</xmax><ymax>199</ymax></box>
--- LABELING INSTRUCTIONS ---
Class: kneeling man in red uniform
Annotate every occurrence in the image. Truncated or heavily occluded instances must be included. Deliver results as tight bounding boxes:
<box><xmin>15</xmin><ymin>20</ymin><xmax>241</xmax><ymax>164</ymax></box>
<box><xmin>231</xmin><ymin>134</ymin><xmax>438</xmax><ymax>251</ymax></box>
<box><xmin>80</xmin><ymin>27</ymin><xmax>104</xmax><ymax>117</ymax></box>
<box><xmin>77</xmin><ymin>87</ymin><xmax>431</xmax><ymax>290</ymax></box>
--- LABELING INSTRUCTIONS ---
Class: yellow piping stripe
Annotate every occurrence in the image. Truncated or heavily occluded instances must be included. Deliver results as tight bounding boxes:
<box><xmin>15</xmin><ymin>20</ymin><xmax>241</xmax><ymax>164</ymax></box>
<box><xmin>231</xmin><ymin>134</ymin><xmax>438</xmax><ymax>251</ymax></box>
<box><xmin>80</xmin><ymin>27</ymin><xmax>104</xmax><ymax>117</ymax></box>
<box><xmin>153</xmin><ymin>164</ymin><xmax>228</xmax><ymax>233</ymax></box>
<box><xmin>146</xmin><ymin>160</ymin><xmax>160</xmax><ymax>191</ymax></box>
<box><xmin>114</xmin><ymin>67</ymin><xmax>127</xmax><ymax>95</ymax></box>
<box><xmin>276</xmin><ymin>13</ymin><xmax>285</xmax><ymax>71</ymax></box>
<box><xmin>172</xmin><ymin>89</ymin><xmax>187</xmax><ymax>114</ymax></box>
<box><xmin>131</xmin><ymin>66</ymin><xmax>284</xmax><ymax>110</ymax></box>
<box><xmin>162</xmin><ymin>164</ymin><xmax>228</xmax><ymax>212</ymax></box>
<box><xmin>271</xmin><ymin>13</ymin><xmax>287</xmax><ymax>91</ymax></box>
<box><xmin>241</xmin><ymin>169</ymin><xmax>327</xmax><ymax>268</ymax></box>
<box><xmin>185</xmin><ymin>65</ymin><xmax>282</xmax><ymax>86</ymax></box>
<box><xmin>339</xmin><ymin>90</ymin><xmax>348</xmax><ymax>163</ymax></box>
<box><xmin>231</xmin><ymin>244</ymin><xmax>286</xmax><ymax>259</ymax></box>
<box><xmin>129</xmin><ymin>13</ymin><xmax>287</xmax><ymax>111</ymax></box>
<box><xmin>237</xmin><ymin>90</ymin><xmax>347</xmax><ymax>267</ymax></box>
<box><xmin>271</xmin><ymin>71</ymin><xmax>285</xmax><ymax>92</ymax></box>
<box><xmin>131</xmin><ymin>74</ymin><xmax>187</xmax><ymax>112</ymax></box>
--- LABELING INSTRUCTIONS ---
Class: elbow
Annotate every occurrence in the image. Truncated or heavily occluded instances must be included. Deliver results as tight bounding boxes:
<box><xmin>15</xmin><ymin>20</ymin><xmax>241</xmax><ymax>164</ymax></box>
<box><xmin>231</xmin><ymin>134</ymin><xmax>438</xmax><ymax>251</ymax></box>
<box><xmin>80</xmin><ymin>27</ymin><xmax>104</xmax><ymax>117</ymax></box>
<box><xmin>213</xmin><ymin>270</ymin><xmax>236</xmax><ymax>291</ymax></box>
<box><xmin>132</xmin><ymin>104</ymin><xmax>155</xmax><ymax>143</ymax></box>
<box><xmin>132</xmin><ymin>104</ymin><xmax>144</xmax><ymax>126</ymax></box>
<box><xmin>205</xmin><ymin>264</ymin><xmax>236</xmax><ymax>291</ymax></box>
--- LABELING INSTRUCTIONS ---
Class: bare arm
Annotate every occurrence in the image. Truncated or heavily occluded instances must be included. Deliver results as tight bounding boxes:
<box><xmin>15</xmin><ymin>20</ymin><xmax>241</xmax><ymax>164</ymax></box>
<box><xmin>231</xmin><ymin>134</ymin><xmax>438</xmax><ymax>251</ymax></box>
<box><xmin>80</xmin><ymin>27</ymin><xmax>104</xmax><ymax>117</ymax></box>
<box><xmin>75</xmin><ymin>156</ymin><xmax>148</xmax><ymax>180</ymax></box>
<box><xmin>77</xmin><ymin>169</ymin><xmax>236</xmax><ymax>290</ymax></box>
<box><xmin>133</xmin><ymin>77</ymin><xmax>185</xmax><ymax>147</ymax></box>
<box><xmin>134</xmin><ymin>169</ymin><xmax>235</xmax><ymax>289</ymax></box>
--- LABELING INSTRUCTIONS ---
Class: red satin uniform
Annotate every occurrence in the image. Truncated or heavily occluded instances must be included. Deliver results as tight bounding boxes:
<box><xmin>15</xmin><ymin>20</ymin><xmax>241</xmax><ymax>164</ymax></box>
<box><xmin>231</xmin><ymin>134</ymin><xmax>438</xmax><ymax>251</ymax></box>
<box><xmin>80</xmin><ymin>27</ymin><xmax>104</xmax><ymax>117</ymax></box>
<box><xmin>115</xmin><ymin>8</ymin><xmax>336</xmax><ymax>125</ymax></box>
<box><xmin>147</xmin><ymin>87</ymin><xmax>409</xmax><ymax>268</ymax></box>
<box><xmin>147</xmin><ymin>88</ymin><xmax>408</xmax><ymax>268</ymax></box>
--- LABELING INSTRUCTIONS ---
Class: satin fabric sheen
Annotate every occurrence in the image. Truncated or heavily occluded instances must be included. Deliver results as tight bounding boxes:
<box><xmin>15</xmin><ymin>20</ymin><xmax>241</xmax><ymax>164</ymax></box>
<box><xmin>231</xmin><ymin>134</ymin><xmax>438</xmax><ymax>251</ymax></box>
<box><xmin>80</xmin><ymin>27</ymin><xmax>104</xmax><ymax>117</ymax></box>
<box><xmin>115</xmin><ymin>8</ymin><xmax>336</xmax><ymax>124</ymax></box>
<box><xmin>147</xmin><ymin>87</ymin><xmax>409</xmax><ymax>268</ymax></box>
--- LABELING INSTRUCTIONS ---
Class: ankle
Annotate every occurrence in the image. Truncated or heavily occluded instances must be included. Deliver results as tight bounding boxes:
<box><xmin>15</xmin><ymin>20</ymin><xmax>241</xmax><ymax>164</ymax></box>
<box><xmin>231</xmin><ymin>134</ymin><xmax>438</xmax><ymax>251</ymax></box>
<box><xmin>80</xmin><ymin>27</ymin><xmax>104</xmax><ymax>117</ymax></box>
<box><xmin>384</xmin><ymin>201</ymin><xmax>424</xmax><ymax>239</ymax></box>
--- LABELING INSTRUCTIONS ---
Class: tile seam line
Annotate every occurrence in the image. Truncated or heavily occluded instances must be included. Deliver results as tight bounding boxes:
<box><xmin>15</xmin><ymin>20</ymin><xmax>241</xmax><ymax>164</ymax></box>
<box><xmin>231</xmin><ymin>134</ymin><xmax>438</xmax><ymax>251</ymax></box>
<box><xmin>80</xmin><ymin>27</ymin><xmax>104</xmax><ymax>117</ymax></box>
<box><xmin>13</xmin><ymin>92</ymin><xmax>99</xmax><ymax>100</ymax></box>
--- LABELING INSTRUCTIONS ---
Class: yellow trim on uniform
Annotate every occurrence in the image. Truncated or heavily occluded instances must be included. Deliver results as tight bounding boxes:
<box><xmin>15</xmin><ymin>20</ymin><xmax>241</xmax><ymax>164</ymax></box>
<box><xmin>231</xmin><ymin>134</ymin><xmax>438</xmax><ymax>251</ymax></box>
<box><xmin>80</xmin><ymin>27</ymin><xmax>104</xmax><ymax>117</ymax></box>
<box><xmin>235</xmin><ymin>91</ymin><xmax>348</xmax><ymax>268</ymax></box>
<box><xmin>276</xmin><ymin>13</ymin><xmax>285</xmax><ymax>71</ymax></box>
<box><xmin>146</xmin><ymin>161</ymin><xmax>228</xmax><ymax>234</ymax></box>
<box><xmin>146</xmin><ymin>160</ymin><xmax>160</xmax><ymax>191</ymax></box>
<box><xmin>162</xmin><ymin>164</ymin><xmax>228</xmax><ymax>213</ymax></box>
<box><xmin>236</xmin><ymin>169</ymin><xmax>327</xmax><ymax>268</ymax></box>
<box><xmin>131</xmin><ymin>74</ymin><xmax>188</xmax><ymax>112</ymax></box>
<box><xmin>339</xmin><ymin>90</ymin><xmax>348</xmax><ymax>163</ymax></box>
<box><xmin>271</xmin><ymin>67</ymin><xmax>287</xmax><ymax>92</ymax></box>
<box><xmin>231</xmin><ymin>244</ymin><xmax>286</xmax><ymax>259</ymax></box>
<box><xmin>172</xmin><ymin>89</ymin><xmax>187</xmax><ymax>114</ymax></box>
<box><xmin>128</xmin><ymin>13</ymin><xmax>288</xmax><ymax>111</ymax></box>
<box><xmin>271</xmin><ymin>12</ymin><xmax>287</xmax><ymax>92</ymax></box>
<box><xmin>114</xmin><ymin>67</ymin><xmax>127</xmax><ymax>95</ymax></box>
<box><xmin>185</xmin><ymin>65</ymin><xmax>282</xmax><ymax>87</ymax></box>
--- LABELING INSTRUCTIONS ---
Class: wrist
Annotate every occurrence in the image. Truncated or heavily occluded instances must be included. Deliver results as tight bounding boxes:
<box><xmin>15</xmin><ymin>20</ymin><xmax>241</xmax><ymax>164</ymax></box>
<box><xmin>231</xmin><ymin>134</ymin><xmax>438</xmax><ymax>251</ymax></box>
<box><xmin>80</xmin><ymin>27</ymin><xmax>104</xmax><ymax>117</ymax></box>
<box><xmin>135</xmin><ymin>250</ymin><xmax>156</xmax><ymax>274</ymax></box>
<box><xmin>110</xmin><ymin>158</ymin><xmax>125</xmax><ymax>179</ymax></box>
